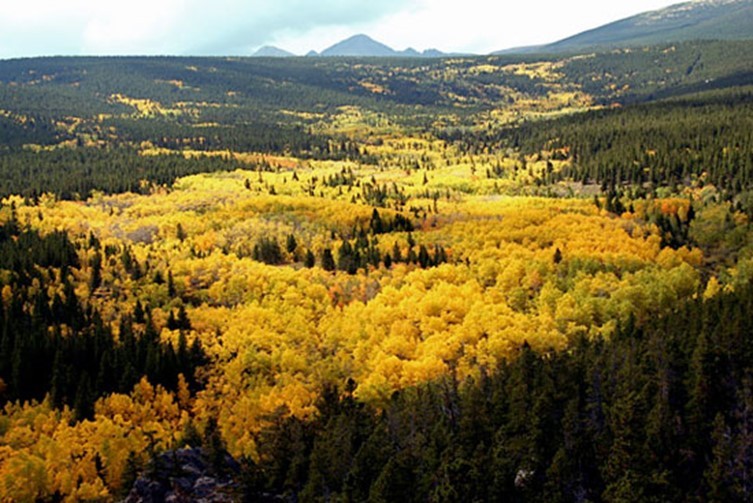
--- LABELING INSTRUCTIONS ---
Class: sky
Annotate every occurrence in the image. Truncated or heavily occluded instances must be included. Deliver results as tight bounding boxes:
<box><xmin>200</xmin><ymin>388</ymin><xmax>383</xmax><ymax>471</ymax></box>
<box><xmin>0</xmin><ymin>0</ymin><xmax>685</xmax><ymax>59</ymax></box>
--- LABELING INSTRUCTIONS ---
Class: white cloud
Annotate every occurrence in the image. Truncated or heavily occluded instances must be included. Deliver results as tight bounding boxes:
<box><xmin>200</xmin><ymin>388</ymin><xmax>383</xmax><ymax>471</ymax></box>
<box><xmin>0</xmin><ymin>0</ymin><xmax>409</xmax><ymax>58</ymax></box>
<box><xmin>0</xmin><ymin>0</ymin><xmax>683</xmax><ymax>59</ymax></box>
<box><xmin>81</xmin><ymin>0</ymin><xmax>187</xmax><ymax>54</ymax></box>
<box><xmin>345</xmin><ymin>0</ymin><xmax>687</xmax><ymax>53</ymax></box>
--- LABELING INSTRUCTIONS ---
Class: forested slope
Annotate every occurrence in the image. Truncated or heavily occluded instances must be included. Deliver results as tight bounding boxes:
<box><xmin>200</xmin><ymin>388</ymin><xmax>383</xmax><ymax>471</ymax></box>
<box><xmin>246</xmin><ymin>285</ymin><xmax>753</xmax><ymax>501</ymax></box>
<box><xmin>0</xmin><ymin>40</ymin><xmax>752</xmax><ymax>501</ymax></box>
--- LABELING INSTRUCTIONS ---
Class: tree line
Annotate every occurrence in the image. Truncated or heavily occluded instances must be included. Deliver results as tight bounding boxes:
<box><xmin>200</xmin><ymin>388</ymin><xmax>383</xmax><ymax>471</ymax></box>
<box><xmin>237</xmin><ymin>281</ymin><xmax>753</xmax><ymax>501</ymax></box>
<box><xmin>443</xmin><ymin>86</ymin><xmax>753</xmax><ymax>198</ymax></box>
<box><xmin>0</xmin><ymin>216</ymin><xmax>205</xmax><ymax>420</ymax></box>
<box><xmin>250</xmin><ymin>209</ymin><xmax>448</xmax><ymax>273</ymax></box>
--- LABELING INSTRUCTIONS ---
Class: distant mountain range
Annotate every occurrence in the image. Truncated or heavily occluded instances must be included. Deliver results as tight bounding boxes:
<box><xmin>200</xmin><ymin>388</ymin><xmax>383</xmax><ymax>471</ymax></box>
<box><xmin>252</xmin><ymin>46</ymin><xmax>295</xmax><ymax>58</ymax></box>
<box><xmin>253</xmin><ymin>0</ymin><xmax>753</xmax><ymax>59</ymax></box>
<box><xmin>252</xmin><ymin>34</ymin><xmax>446</xmax><ymax>58</ymax></box>
<box><xmin>497</xmin><ymin>0</ymin><xmax>753</xmax><ymax>54</ymax></box>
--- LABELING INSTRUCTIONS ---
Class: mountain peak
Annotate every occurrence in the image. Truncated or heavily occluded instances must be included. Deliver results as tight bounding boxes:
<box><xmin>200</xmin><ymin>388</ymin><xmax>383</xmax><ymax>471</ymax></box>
<box><xmin>252</xmin><ymin>34</ymin><xmax>448</xmax><ymax>59</ymax></box>
<box><xmin>344</xmin><ymin>34</ymin><xmax>378</xmax><ymax>43</ymax></box>
<box><xmin>316</xmin><ymin>34</ymin><xmax>447</xmax><ymax>58</ymax></box>
<box><xmin>320</xmin><ymin>34</ymin><xmax>396</xmax><ymax>57</ymax></box>
<box><xmin>252</xmin><ymin>46</ymin><xmax>294</xmax><ymax>58</ymax></box>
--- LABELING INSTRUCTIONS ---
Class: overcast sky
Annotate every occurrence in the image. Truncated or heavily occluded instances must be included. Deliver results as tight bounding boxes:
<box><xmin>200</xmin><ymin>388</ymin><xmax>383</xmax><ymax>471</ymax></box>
<box><xmin>0</xmin><ymin>0</ymin><xmax>684</xmax><ymax>59</ymax></box>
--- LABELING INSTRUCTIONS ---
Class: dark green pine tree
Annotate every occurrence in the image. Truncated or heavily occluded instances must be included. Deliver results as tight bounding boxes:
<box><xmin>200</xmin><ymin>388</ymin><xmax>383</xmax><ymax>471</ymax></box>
<box><xmin>0</xmin><ymin>300</ymin><xmax>11</xmax><ymax>377</ymax></box>
<box><xmin>50</xmin><ymin>347</ymin><xmax>67</xmax><ymax>408</ymax></box>
<box><xmin>203</xmin><ymin>416</ymin><xmax>227</xmax><ymax>476</ymax></box>
<box><xmin>118</xmin><ymin>451</ymin><xmax>143</xmax><ymax>499</ymax></box>
<box><xmin>73</xmin><ymin>372</ymin><xmax>94</xmax><ymax>420</ymax></box>
<box><xmin>166</xmin><ymin>311</ymin><xmax>178</xmax><ymax>331</ymax></box>
<box><xmin>286</xmin><ymin>234</ymin><xmax>298</xmax><ymax>255</ymax></box>
<box><xmin>167</xmin><ymin>270</ymin><xmax>176</xmax><ymax>297</ymax></box>
<box><xmin>342</xmin><ymin>420</ymin><xmax>392</xmax><ymax>502</ymax></box>
<box><xmin>370</xmin><ymin>208</ymin><xmax>384</xmax><ymax>234</ymax></box>
<box><xmin>177</xmin><ymin>305</ymin><xmax>191</xmax><ymax>330</ymax></box>
<box><xmin>301</xmin><ymin>413</ymin><xmax>359</xmax><ymax>499</ymax></box>
<box><xmin>726</xmin><ymin>377</ymin><xmax>753</xmax><ymax>501</ymax></box>
<box><xmin>89</xmin><ymin>251</ymin><xmax>103</xmax><ymax>290</ymax></box>
<box><xmin>10</xmin><ymin>335</ymin><xmax>25</xmax><ymax>400</ymax></box>
<box><xmin>490</xmin><ymin>342</ymin><xmax>538</xmax><ymax>499</ymax></box>
<box><xmin>705</xmin><ymin>413</ymin><xmax>736</xmax><ymax>502</ymax></box>
<box><xmin>686</xmin><ymin>322</ymin><xmax>717</xmax><ymax>472</ymax></box>
<box><xmin>642</xmin><ymin>328</ymin><xmax>683</xmax><ymax>501</ymax></box>
<box><xmin>383</xmin><ymin>252</ymin><xmax>393</xmax><ymax>269</ymax></box>
<box><xmin>176</xmin><ymin>330</ymin><xmax>189</xmax><ymax>373</ymax></box>
<box><xmin>95</xmin><ymin>351</ymin><xmax>113</xmax><ymax>397</ymax></box>
<box><xmin>134</xmin><ymin>300</ymin><xmax>145</xmax><ymax>324</ymax></box>
<box><xmin>304</xmin><ymin>249</ymin><xmax>316</xmax><ymax>268</ymax></box>
<box><xmin>391</xmin><ymin>241</ymin><xmax>402</xmax><ymax>264</ymax></box>
<box><xmin>368</xmin><ymin>455</ymin><xmax>416</xmax><ymax>503</ymax></box>
<box><xmin>321</xmin><ymin>248</ymin><xmax>336</xmax><ymax>272</ymax></box>
<box><xmin>338</xmin><ymin>239</ymin><xmax>357</xmax><ymax>274</ymax></box>
<box><xmin>418</xmin><ymin>245</ymin><xmax>430</xmax><ymax>268</ymax></box>
<box><xmin>601</xmin><ymin>347</ymin><xmax>649</xmax><ymax>502</ymax></box>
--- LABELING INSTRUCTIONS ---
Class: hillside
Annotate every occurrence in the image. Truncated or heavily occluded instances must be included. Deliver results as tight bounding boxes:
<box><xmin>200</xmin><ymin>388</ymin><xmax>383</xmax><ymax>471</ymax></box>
<box><xmin>0</xmin><ymin>41</ymin><xmax>749</xmax><ymax>131</ymax></box>
<box><xmin>0</xmin><ymin>41</ymin><xmax>751</xmax><ymax>198</ymax></box>
<box><xmin>1</xmin><ymin>39</ymin><xmax>753</xmax><ymax>501</ymax></box>
<box><xmin>499</xmin><ymin>0</ymin><xmax>753</xmax><ymax>54</ymax></box>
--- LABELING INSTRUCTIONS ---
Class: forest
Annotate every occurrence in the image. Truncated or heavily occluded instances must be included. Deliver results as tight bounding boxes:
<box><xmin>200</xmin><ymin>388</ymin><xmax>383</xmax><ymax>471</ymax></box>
<box><xmin>0</xmin><ymin>40</ymin><xmax>752</xmax><ymax>501</ymax></box>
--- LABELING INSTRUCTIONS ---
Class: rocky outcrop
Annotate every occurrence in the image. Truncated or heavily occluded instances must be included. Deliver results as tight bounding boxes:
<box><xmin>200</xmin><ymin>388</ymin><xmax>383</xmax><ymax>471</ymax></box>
<box><xmin>122</xmin><ymin>447</ymin><xmax>240</xmax><ymax>503</ymax></box>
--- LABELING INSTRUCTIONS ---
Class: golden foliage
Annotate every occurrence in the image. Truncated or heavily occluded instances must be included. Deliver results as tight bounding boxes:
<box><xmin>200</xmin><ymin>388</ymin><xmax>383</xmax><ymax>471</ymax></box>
<box><xmin>0</xmin><ymin>140</ymin><xmax>720</xmax><ymax>496</ymax></box>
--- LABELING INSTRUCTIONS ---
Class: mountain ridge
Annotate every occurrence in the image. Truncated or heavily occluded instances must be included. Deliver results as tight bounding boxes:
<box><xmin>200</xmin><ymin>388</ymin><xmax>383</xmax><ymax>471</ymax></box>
<box><xmin>496</xmin><ymin>0</ymin><xmax>753</xmax><ymax>54</ymax></box>
<box><xmin>252</xmin><ymin>45</ymin><xmax>294</xmax><ymax>58</ymax></box>
<box><xmin>320</xmin><ymin>34</ymin><xmax>396</xmax><ymax>57</ymax></box>
<box><xmin>253</xmin><ymin>34</ymin><xmax>448</xmax><ymax>58</ymax></box>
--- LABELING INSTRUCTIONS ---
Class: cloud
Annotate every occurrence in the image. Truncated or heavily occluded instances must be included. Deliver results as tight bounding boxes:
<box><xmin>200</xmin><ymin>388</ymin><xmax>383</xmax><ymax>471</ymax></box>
<box><xmin>185</xmin><ymin>0</ymin><xmax>413</xmax><ymax>55</ymax></box>
<box><xmin>0</xmin><ymin>0</ymin><xmax>90</xmax><ymax>57</ymax></box>
<box><xmin>0</xmin><ymin>0</ymin><xmax>411</xmax><ymax>58</ymax></box>
<box><xmin>0</xmin><ymin>0</ymin><xmax>682</xmax><ymax>59</ymax></box>
<box><xmin>356</xmin><ymin>0</ymin><xmax>688</xmax><ymax>54</ymax></box>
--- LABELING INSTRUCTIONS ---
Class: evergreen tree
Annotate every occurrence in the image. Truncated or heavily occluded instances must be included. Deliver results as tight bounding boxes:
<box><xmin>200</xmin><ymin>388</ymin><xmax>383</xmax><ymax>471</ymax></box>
<box><xmin>167</xmin><ymin>270</ymin><xmax>176</xmax><ymax>297</ymax></box>
<box><xmin>321</xmin><ymin>248</ymin><xmax>336</xmax><ymax>272</ymax></box>
<box><xmin>203</xmin><ymin>417</ymin><xmax>227</xmax><ymax>476</ymax></box>
<box><xmin>304</xmin><ymin>249</ymin><xmax>316</xmax><ymax>268</ymax></box>
<box><xmin>338</xmin><ymin>239</ymin><xmax>357</xmax><ymax>274</ymax></box>
<box><xmin>73</xmin><ymin>372</ymin><xmax>94</xmax><ymax>420</ymax></box>
<box><xmin>89</xmin><ymin>251</ymin><xmax>102</xmax><ymax>290</ymax></box>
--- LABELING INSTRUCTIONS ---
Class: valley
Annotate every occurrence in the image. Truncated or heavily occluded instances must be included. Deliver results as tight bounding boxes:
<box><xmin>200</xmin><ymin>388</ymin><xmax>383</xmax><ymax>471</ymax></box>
<box><xmin>0</xmin><ymin>33</ymin><xmax>751</xmax><ymax>501</ymax></box>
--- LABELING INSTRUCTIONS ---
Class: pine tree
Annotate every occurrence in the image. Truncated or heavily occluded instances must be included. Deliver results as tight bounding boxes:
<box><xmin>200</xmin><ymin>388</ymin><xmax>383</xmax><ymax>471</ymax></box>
<box><xmin>176</xmin><ymin>223</ymin><xmax>187</xmax><ymax>242</ymax></box>
<box><xmin>553</xmin><ymin>248</ymin><xmax>562</xmax><ymax>264</ymax></box>
<box><xmin>392</xmin><ymin>241</ymin><xmax>402</xmax><ymax>263</ymax></box>
<box><xmin>383</xmin><ymin>252</ymin><xmax>392</xmax><ymax>269</ymax></box>
<box><xmin>89</xmin><ymin>251</ymin><xmax>102</xmax><ymax>290</ymax></box>
<box><xmin>177</xmin><ymin>305</ymin><xmax>191</xmax><ymax>330</ymax></box>
<box><xmin>321</xmin><ymin>248</ymin><xmax>336</xmax><ymax>272</ymax></box>
<box><xmin>338</xmin><ymin>239</ymin><xmax>357</xmax><ymax>274</ymax></box>
<box><xmin>50</xmin><ymin>347</ymin><xmax>67</xmax><ymax>408</ymax></box>
<box><xmin>73</xmin><ymin>372</ymin><xmax>94</xmax><ymax>420</ymax></box>
<box><xmin>119</xmin><ymin>451</ymin><xmax>142</xmax><ymax>499</ymax></box>
<box><xmin>134</xmin><ymin>300</ymin><xmax>145</xmax><ymax>324</ymax></box>
<box><xmin>304</xmin><ymin>249</ymin><xmax>316</xmax><ymax>268</ymax></box>
<box><xmin>370</xmin><ymin>208</ymin><xmax>384</xmax><ymax>234</ymax></box>
<box><xmin>705</xmin><ymin>413</ymin><xmax>735</xmax><ymax>502</ymax></box>
<box><xmin>167</xmin><ymin>270</ymin><xmax>176</xmax><ymax>297</ymax></box>
<box><xmin>418</xmin><ymin>245</ymin><xmax>430</xmax><ymax>268</ymax></box>
<box><xmin>286</xmin><ymin>234</ymin><xmax>298</xmax><ymax>255</ymax></box>
<box><xmin>203</xmin><ymin>417</ymin><xmax>227</xmax><ymax>475</ymax></box>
